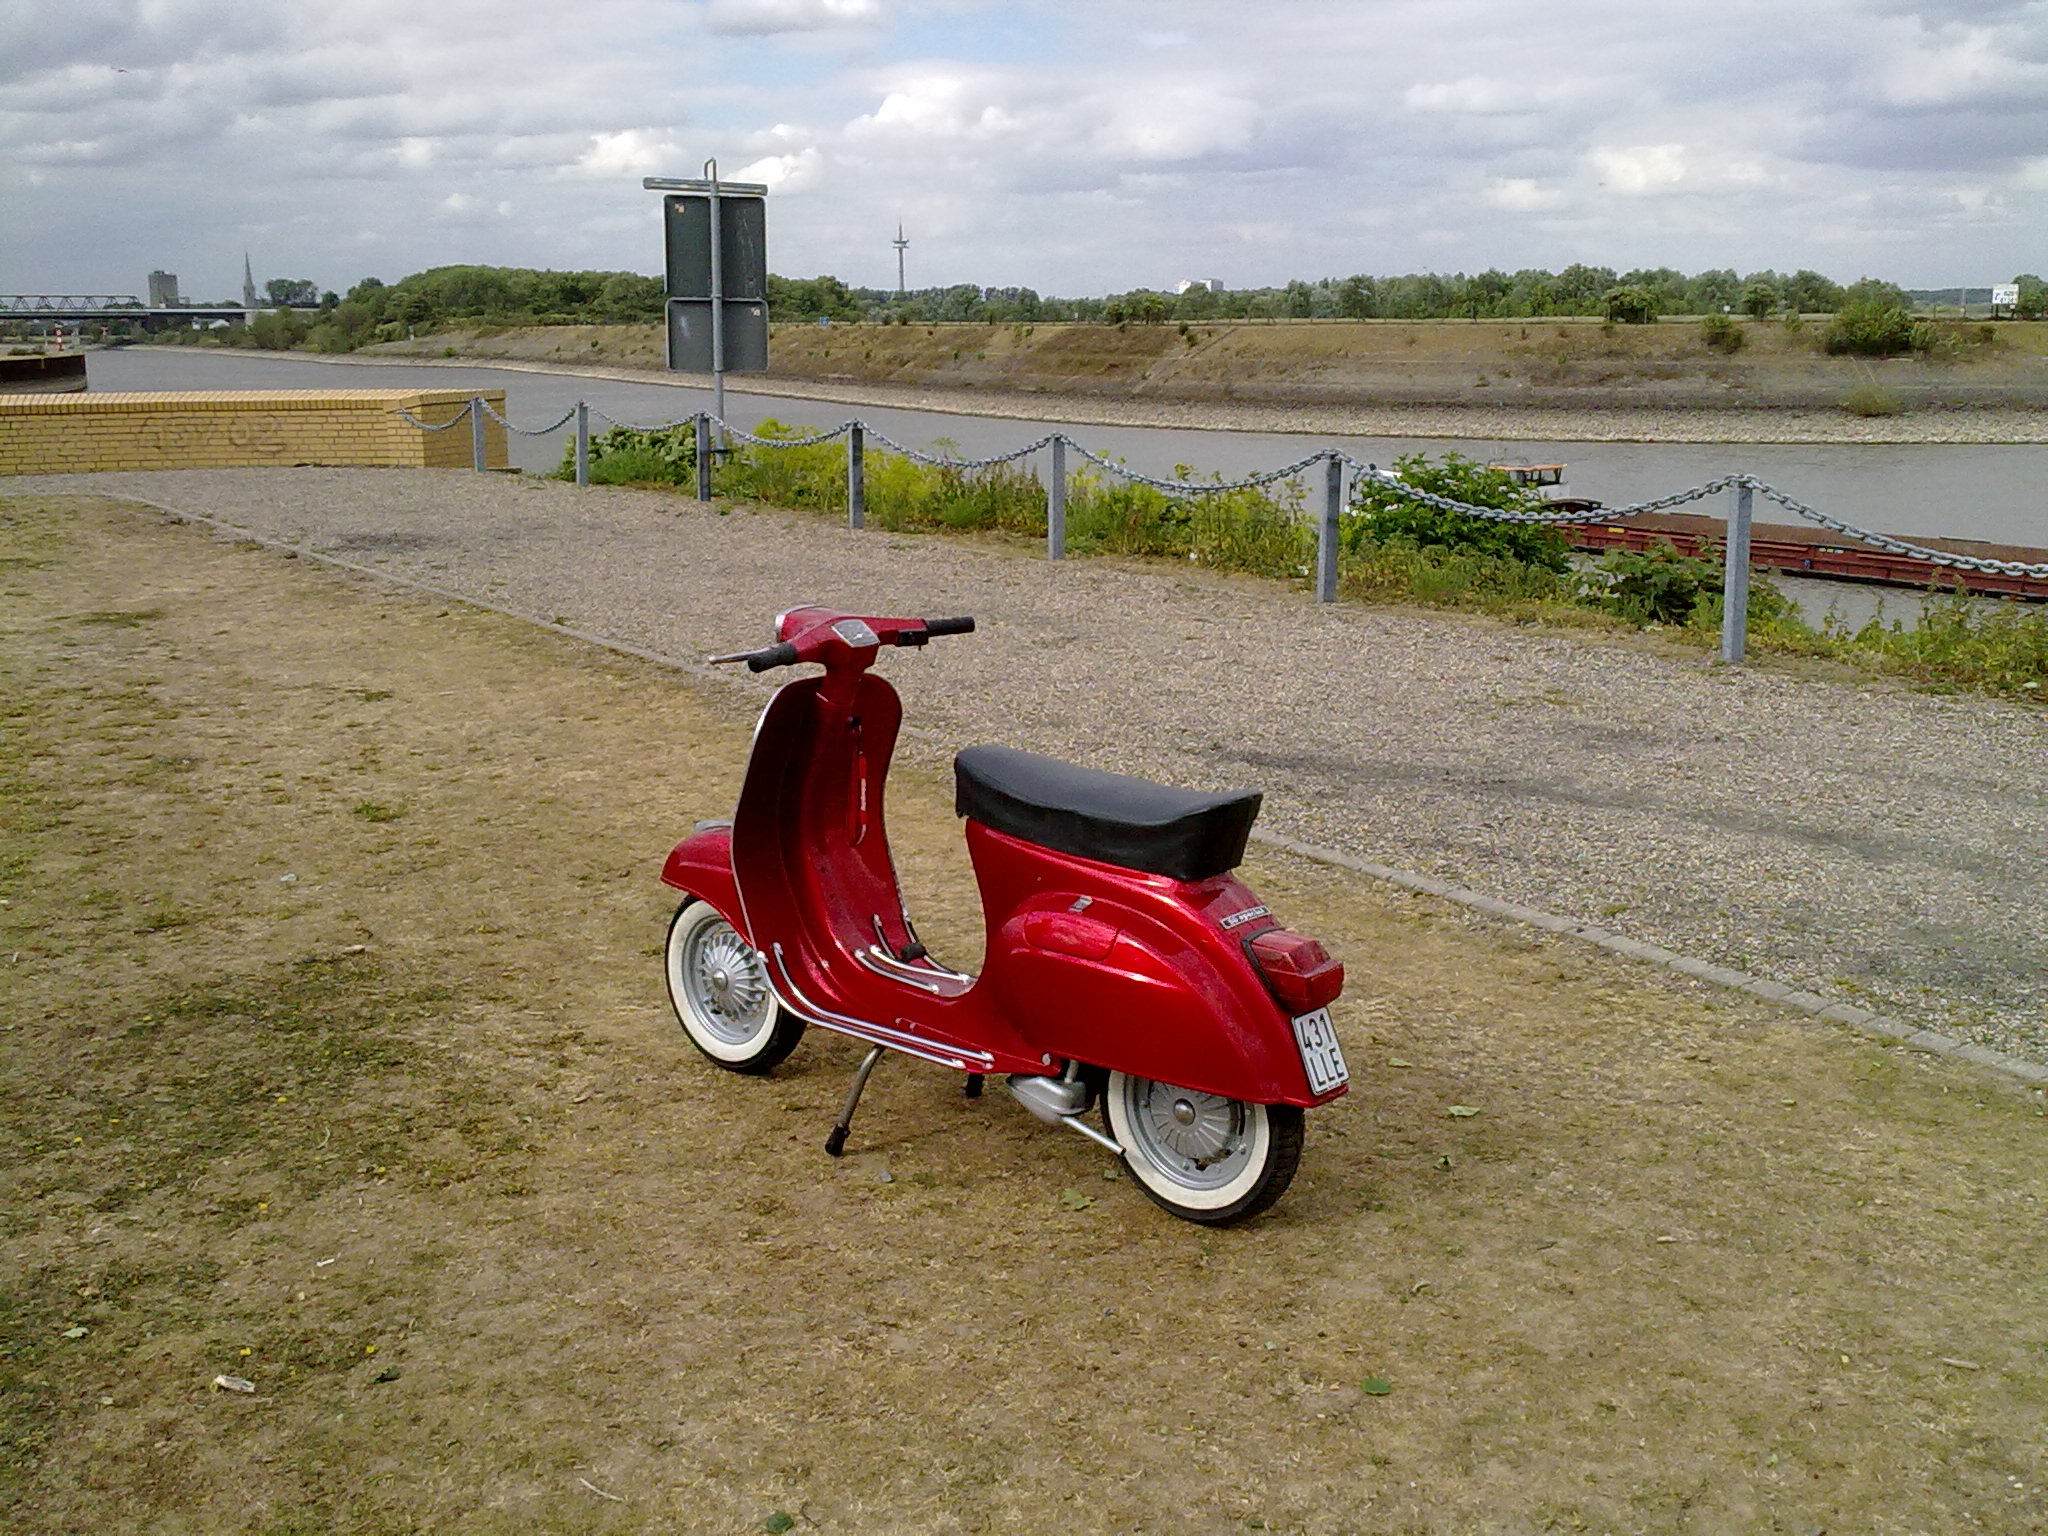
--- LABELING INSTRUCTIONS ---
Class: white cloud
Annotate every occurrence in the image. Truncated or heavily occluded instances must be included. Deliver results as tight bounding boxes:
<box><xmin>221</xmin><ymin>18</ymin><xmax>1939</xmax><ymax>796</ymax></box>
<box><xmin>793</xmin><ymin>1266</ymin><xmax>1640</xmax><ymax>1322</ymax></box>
<box><xmin>1585</xmin><ymin>143</ymin><xmax>1688</xmax><ymax>195</ymax></box>
<box><xmin>574</xmin><ymin>127</ymin><xmax>691</xmax><ymax>177</ymax></box>
<box><xmin>1486</xmin><ymin>177</ymin><xmax>1563</xmax><ymax>212</ymax></box>
<box><xmin>1</xmin><ymin>0</ymin><xmax>2043</xmax><ymax>296</ymax></box>
<box><xmin>735</xmin><ymin>146</ymin><xmax>824</xmax><ymax>190</ymax></box>
<box><xmin>703</xmin><ymin>0</ymin><xmax>881</xmax><ymax>35</ymax></box>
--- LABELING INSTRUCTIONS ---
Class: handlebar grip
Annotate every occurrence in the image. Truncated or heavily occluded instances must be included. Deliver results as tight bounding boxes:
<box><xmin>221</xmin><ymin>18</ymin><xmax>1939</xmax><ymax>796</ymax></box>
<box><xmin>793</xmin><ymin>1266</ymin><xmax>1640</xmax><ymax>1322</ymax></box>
<box><xmin>923</xmin><ymin>616</ymin><xmax>976</xmax><ymax>636</ymax></box>
<box><xmin>745</xmin><ymin>641</ymin><xmax>801</xmax><ymax>672</ymax></box>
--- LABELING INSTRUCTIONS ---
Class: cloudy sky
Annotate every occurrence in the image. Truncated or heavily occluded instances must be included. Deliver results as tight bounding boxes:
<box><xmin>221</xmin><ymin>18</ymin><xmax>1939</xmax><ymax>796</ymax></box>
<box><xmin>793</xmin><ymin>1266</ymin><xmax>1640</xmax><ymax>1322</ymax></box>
<box><xmin>4</xmin><ymin>0</ymin><xmax>2044</xmax><ymax>301</ymax></box>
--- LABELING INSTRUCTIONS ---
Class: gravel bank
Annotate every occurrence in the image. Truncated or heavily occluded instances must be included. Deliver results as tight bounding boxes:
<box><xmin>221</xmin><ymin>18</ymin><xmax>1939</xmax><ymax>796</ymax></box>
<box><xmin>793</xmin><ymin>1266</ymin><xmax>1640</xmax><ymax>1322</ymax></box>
<box><xmin>16</xmin><ymin>466</ymin><xmax>2048</xmax><ymax>1071</ymax></box>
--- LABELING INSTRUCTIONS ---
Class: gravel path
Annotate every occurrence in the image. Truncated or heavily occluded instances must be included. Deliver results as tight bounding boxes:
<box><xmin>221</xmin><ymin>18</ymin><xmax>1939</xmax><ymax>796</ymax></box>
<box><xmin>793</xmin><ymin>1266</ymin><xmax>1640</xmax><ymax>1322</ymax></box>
<box><xmin>16</xmin><ymin>466</ymin><xmax>2048</xmax><ymax>1069</ymax></box>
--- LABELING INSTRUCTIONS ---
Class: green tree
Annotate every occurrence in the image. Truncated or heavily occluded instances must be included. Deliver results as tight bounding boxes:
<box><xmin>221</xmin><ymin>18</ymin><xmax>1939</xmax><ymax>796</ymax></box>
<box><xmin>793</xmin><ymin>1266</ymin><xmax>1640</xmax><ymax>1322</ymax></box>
<box><xmin>1281</xmin><ymin>280</ymin><xmax>1314</xmax><ymax>319</ymax></box>
<box><xmin>1783</xmin><ymin>270</ymin><xmax>1844</xmax><ymax>312</ymax></box>
<box><xmin>1333</xmin><ymin>274</ymin><xmax>1376</xmax><ymax>318</ymax></box>
<box><xmin>1740</xmin><ymin>281</ymin><xmax>1779</xmax><ymax>319</ymax></box>
<box><xmin>264</xmin><ymin>277</ymin><xmax>319</xmax><ymax>307</ymax></box>
<box><xmin>1687</xmin><ymin>268</ymin><xmax>1741</xmax><ymax>313</ymax></box>
<box><xmin>1603</xmin><ymin>285</ymin><xmax>1660</xmax><ymax>324</ymax></box>
<box><xmin>2015</xmin><ymin>275</ymin><xmax>2047</xmax><ymax>321</ymax></box>
<box><xmin>1555</xmin><ymin>264</ymin><xmax>1619</xmax><ymax>312</ymax></box>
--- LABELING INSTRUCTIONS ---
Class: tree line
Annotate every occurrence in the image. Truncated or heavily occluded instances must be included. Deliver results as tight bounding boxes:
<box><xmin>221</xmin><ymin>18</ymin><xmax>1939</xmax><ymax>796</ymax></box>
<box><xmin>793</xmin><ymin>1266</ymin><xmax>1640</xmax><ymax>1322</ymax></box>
<box><xmin>136</xmin><ymin>262</ymin><xmax>2048</xmax><ymax>355</ymax></box>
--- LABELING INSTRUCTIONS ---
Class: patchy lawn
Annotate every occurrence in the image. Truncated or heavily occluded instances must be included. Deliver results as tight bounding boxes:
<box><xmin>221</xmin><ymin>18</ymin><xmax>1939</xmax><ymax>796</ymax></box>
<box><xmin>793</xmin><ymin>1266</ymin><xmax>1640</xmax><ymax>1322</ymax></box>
<box><xmin>1</xmin><ymin>493</ymin><xmax>2042</xmax><ymax>1535</ymax></box>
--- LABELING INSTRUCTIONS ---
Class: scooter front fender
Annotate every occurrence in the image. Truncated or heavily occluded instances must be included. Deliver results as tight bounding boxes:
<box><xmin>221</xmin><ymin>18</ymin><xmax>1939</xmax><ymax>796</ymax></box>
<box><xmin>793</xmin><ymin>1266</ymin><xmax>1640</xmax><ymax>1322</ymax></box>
<box><xmin>661</xmin><ymin>824</ymin><xmax>745</xmax><ymax>937</ymax></box>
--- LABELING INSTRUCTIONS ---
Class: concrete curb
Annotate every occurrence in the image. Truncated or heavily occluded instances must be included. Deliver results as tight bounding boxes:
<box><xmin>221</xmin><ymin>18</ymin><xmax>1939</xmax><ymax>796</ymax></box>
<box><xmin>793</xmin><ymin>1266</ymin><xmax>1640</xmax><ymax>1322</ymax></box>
<box><xmin>71</xmin><ymin>487</ymin><xmax>2048</xmax><ymax>1098</ymax></box>
<box><xmin>1255</xmin><ymin>830</ymin><xmax>2048</xmax><ymax>1092</ymax></box>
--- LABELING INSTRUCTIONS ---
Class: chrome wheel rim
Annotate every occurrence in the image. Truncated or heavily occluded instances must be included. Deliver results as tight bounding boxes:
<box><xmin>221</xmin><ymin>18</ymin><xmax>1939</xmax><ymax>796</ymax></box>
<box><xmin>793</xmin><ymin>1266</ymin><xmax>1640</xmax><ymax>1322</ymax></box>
<box><xmin>677</xmin><ymin>914</ymin><xmax>773</xmax><ymax>1046</ymax></box>
<box><xmin>1117</xmin><ymin>1078</ymin><xmax>1258</xmax><ymax>1193</ymax></box>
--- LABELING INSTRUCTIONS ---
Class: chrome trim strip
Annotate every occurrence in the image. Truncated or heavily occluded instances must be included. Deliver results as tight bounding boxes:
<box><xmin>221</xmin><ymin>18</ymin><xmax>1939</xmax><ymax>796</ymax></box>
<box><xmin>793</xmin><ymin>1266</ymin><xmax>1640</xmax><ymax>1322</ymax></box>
<box><xmin>856</xmin><ymin>945</ymin><xmax>959</xmax><ymax>993</ymax></box>
<box><xmin>769</xmin><ymin>944</ymin><xmax>994</xmax><ymax>1070</ymax></box>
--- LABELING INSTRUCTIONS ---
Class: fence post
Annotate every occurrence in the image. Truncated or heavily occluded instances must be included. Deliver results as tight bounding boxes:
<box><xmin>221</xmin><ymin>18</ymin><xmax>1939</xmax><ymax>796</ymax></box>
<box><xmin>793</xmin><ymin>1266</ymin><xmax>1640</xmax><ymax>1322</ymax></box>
<box><xmin>1721</xmin><ymin>479</ymin><xmax>1754</xmax><ymax>665</ymax></box>
<box><xmin>1317</xmin><ymin>454</ymin><xmax>1342</xmax><ymax>602</ymax></box>
<box><xmin>1047</xmin><ymin>436</ymin><xmax>1067</xmax><ymax>561</ymax></box>
<box><xmin>573</xmin><ymin>401</ymin><xmax>589</xmax><ymax>488</ymax></box>
<box><xmin>695</xmin><ymin>413</ymin><xmax>713</xmax><ymax>503</ymax></box>
<box><xmin>847</xmin><ymin>423</ymin><xmax>865</xmax><ymax>530</ymax></box>
<box><xmin>470</xmin><ymin>396</ymin><xmax>487</xmax><ymax>472</ymax></box>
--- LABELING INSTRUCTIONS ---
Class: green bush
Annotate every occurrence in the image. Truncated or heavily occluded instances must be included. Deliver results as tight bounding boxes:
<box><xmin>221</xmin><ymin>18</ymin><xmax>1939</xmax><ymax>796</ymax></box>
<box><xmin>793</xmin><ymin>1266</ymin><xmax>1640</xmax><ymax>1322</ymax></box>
<box><xmin>1836</xmin><ymin>592</ymin><xmax>2048</xmax><ymax>699</ymax></box>
<box><xmin>1825</xmin><ymin>300</ymin><xmax>1929</xmax><ymax>357</ymax></box>
<box><xmin>1346</xmin><ymin>453</ymin><xmax>1572</xmax><ymax>573</ymax></box>
<box><xmin>1840</xmin><ymin>384</ymin><xmax>1905</xmax><ymax>418</ymax></box>
<box><xmin>1596</xmin><ymin>541</ymin><xmax>1720</xmax><ymax>624</ymax></box>
<box><xmin>557</xmin><ymin>422</ymin><xmax>697</xmax><ymax>483</ymax></box>
<box><xmin>1699</xmin><ymin>313</ymin><xmax>1745</xmax><ymax>353</ymax></box>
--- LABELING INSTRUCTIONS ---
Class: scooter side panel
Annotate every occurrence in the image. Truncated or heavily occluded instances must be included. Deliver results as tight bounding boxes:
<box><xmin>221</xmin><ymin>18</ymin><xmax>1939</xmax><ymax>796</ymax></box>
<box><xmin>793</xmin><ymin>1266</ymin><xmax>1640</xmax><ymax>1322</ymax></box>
<box><xmin>968</xmin><ymin>822</ymin><xmax>1337</xmax><ymax>1107</ymax></box>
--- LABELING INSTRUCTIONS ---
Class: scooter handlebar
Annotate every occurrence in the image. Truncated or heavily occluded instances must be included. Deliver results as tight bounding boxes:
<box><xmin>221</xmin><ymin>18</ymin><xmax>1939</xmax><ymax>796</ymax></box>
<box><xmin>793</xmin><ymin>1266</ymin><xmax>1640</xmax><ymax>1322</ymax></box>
<box><xmin>920</xmin><ymin>616</ymin><xmax>977</xmax><ymax>637</ymax></box>
<box><xmin>744</xmin><ymin>642</ymin><xmax>801</xmax><ymax>672</ymax></box>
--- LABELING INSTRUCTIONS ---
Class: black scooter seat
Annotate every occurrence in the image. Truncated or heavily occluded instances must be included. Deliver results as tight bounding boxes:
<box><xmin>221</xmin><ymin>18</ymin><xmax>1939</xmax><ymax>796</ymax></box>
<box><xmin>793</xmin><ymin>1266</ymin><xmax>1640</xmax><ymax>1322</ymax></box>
<box><xmin>954</xmin><ymin>744</ymin><xmax>1261</xmax><ymax>883</ymax></box>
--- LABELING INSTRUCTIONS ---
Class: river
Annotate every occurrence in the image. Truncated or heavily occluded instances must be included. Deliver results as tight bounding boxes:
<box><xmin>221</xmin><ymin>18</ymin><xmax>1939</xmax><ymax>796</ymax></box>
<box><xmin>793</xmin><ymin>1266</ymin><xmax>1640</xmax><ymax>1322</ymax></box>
<box><xmin>85</xmin><ymin>346</ymin><xmax>2045</xmax><ymax>627</ymax></box>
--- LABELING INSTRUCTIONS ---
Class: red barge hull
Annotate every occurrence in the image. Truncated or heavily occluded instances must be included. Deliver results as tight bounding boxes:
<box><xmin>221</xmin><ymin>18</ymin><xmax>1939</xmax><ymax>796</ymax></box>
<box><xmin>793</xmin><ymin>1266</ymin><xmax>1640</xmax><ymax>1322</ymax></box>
<box><xmin>1564</xmin><ymin>512</ymin><xmax>2048</xmax><ymax>603</ymax></box>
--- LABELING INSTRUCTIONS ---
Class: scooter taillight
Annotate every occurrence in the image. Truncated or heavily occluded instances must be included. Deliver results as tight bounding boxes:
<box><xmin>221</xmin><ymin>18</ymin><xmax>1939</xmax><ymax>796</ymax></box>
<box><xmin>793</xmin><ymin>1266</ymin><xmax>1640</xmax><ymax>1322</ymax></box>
<box><xmin>1247</xmin><ymin>929</ymin><xmax>1344</xmax><ymax>1014</ymax></box>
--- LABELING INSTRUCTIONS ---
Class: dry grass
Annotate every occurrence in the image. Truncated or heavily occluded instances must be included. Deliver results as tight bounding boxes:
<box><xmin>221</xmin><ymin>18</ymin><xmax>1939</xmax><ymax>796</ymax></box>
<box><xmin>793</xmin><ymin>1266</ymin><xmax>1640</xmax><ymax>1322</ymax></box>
<box><xmin>2</xmin><ymin>493</ymin><xmax>2043</xmax><ymax>1535</ymax></box>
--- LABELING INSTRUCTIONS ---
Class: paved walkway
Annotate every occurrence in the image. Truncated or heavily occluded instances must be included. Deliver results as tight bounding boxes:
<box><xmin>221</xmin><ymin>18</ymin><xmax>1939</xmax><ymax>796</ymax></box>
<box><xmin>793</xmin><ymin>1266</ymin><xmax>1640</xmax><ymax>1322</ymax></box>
<box><xmin>15</xmin><ymin>466</ymin><xmax>2047</xmax><ymax>1071</ymax></box>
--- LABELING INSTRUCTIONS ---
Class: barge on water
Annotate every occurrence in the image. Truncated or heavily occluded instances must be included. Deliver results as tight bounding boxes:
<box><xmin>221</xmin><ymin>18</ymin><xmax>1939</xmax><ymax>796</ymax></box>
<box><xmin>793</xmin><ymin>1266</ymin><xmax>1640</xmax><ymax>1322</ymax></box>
<box><xmin>1488</xmin><ymin>464</ymin><xmax>2048</xmax><ymax>603</ymax></box>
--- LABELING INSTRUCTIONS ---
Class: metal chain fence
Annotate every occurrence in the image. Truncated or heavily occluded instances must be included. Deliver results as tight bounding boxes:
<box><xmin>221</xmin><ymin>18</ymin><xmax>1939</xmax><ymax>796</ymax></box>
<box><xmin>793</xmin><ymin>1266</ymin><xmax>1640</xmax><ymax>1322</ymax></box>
<box><xmin>399</xmin><ymin>400</ymin><xmax>2046</xmax><ymax>660</ymax></box>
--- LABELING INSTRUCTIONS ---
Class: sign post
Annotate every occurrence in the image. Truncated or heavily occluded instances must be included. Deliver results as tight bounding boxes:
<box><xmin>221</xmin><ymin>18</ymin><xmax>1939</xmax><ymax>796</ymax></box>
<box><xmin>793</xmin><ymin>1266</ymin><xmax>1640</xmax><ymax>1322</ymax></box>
<box><xmin>645</xmin><ymin>166</ymin><xmax>769</xmax><ymax>439</ymax></box>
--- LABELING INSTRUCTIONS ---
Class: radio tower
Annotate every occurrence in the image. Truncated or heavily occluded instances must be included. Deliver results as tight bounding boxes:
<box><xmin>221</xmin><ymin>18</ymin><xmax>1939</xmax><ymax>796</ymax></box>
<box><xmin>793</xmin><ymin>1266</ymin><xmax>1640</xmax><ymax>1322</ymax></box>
<box><xmin>893</xmin><ymin>222</ymin><xmax>909</xmax><ymax>296</ymax></box>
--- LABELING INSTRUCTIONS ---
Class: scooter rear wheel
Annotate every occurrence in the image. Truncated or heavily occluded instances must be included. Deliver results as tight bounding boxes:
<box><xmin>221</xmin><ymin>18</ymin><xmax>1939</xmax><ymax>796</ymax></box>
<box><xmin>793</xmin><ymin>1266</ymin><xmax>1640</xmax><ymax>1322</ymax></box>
<box><xmin>1103</xmin><ymin>1071</ymin><xmax>1302</xmax><ymax>1226</ymax></box>
<box><xmin>664</xmin><ymin>899</ymin><xmax>806</xmax><ymax>1074</ymax></box>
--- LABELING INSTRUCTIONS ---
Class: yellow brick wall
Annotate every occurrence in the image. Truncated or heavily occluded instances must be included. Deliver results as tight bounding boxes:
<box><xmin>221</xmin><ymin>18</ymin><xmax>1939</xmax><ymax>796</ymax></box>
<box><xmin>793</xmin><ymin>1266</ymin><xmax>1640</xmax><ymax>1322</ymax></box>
<box><xmin>0</xmin><ymin>390</ymin><xmax>509</xmax><ymax>475</ymax></box>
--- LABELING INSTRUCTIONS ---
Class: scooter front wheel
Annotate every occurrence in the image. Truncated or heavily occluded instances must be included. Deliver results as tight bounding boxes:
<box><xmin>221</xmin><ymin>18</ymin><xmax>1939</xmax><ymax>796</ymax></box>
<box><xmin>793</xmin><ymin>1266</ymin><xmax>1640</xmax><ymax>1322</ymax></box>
<box><xmin>664</xmin><ymin>899</ymin><xmax>806</xmax><ymax>1074</ymax></box>
<box><xmin>1103</xmin><ymin>1071</ymin><xmax>1303</xmax><ymax>1226</ymax></box>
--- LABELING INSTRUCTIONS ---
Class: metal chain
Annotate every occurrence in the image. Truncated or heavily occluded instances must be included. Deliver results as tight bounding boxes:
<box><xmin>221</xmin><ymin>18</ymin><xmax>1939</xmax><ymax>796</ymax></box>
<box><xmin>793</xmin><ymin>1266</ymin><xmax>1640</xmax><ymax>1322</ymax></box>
<box><xmin>392</xmin><ymin>404</ymin><xmax>474</xmax><ymax>433</ymax></box>
<box><xmin>1738</xmin><ymin>474</ymin><xmax>2048</xmax><ymax>578</ymax></box>
<box><xmin>476</xmin><ymin>398</ymin><xmax>578</xmax><ymax>436</ymax></box>
<box><xmin>384</xmin><ymin>406</ymin><xmax>2048</xmax><ymax>580</ymax></box>
<box><xmin>586</xmin><ymin>404</ymin><xmax>698</xmax><ymax>434</ymax></box>
<box><xmin>713</xmin><ymin>418</ymin><xmax>855</xmax><ymax>449</ymax></box>
<box><xmin>1065</xmin><ymin>440</ymin><xmax>1334</xmax><ymax>496</ymax></box>
<box><xmin>858</xmin><ymin>425</ymin><xmax>1059</xmax><ymax>469</ymax></box>
<box><xmin>1334</xmin><ymin>451</ymin><xmax>1731</xmax><ymax>524</ymax></box>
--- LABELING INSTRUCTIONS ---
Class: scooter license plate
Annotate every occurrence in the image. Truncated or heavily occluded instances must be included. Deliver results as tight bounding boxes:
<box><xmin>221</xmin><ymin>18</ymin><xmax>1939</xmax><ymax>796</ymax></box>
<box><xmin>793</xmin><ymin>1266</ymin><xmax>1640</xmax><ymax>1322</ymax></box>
<box><xmin>1290</xmin><ymin>1007</ymin><xmax>1349</xmax><ymax>1095</ymax></box>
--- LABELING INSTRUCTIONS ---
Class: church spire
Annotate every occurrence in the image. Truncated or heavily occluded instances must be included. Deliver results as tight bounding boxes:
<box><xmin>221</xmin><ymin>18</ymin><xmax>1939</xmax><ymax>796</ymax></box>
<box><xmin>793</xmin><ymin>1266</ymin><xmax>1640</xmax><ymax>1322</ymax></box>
<box><xmin>243</xmin><ymin>253</ymin><xmax>258</xmax><ymax>309</ymax></box>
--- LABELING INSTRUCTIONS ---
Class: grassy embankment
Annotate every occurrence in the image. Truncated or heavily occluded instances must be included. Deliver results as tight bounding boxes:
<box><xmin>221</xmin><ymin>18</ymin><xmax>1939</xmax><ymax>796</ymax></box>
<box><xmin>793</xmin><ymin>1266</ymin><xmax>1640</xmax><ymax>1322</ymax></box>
<box><xmin>566</xmin><ymin>419</ymin><xmax>2048</xmax><ymax>705</ymax></box>
<box><xmin>358</xmin><ymin>316</ymin><xmax>2048</xmax><ymax>415</ymax></box>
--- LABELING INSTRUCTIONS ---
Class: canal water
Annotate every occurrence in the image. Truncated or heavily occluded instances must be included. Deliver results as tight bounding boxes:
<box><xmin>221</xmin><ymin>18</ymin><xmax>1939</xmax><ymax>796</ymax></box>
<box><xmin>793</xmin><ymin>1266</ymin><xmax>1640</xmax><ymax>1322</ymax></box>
<box><xmin>84</xmin><ymin>347</ymin><xmax>2045</xmax><ymax>628</ymax></box>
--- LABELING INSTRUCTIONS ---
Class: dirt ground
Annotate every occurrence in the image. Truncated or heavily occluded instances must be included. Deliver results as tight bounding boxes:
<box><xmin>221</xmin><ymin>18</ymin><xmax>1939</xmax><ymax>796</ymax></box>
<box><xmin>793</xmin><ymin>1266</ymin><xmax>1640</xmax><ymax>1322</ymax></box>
<box><xmin>2</xmin><ymin>492</ymin><xmax>2044</xmax><ymax>1536</ymax></box>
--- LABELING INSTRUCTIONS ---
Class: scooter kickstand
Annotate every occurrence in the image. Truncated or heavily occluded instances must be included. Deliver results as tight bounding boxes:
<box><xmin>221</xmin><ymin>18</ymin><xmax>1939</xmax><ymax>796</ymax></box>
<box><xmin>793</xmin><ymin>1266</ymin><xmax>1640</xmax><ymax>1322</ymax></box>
<box><xmin>825</xmin><ymin>1045</ymin><xmax>886</xmax><ymax>1158</ymax></box>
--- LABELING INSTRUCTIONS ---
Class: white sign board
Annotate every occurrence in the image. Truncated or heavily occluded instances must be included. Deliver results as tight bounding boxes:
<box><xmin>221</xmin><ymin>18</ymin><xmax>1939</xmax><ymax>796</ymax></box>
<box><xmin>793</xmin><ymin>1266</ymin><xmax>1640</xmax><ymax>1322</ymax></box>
<box><xmin>1992</xmin><ymin>284</ymin><xmax>2021</xmax><ymax>308</ymax></box>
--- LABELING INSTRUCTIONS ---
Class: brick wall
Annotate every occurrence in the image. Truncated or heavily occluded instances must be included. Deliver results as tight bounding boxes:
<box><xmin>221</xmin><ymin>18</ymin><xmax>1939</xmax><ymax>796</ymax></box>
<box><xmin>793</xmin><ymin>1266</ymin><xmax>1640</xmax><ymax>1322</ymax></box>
<box><xmin>0</xmin><ymin>389</ymin><xmax>510</xmax><ymax>475</ymax></box>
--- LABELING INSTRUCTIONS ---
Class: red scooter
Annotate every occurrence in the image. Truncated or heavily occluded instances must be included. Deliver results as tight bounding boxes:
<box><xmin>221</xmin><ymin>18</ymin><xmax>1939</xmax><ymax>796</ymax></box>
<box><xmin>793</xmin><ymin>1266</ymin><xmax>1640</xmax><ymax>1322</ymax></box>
<box><xmin>660</xmin><ymin>606</ymin><xmax>1348</xmax><ymax>1224</ymax></box>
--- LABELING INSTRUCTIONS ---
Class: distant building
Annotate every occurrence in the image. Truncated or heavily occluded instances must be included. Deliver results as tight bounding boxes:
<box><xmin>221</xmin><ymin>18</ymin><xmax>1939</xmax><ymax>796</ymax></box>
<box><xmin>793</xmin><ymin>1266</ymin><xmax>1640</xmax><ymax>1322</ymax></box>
<box><xmin>1175</xmin><ymin>278</ymin><xmax>1224</xmax><ymax>295</ymax></box>
<box><xmin>147</xmin><ymin>270</ymin><xmax>180</xmax><ymax>308</ymax></box>
<box><xmin>243</xmin><ymin>254</ymin><xmax>258</xmax><ymax>309</ymax></box>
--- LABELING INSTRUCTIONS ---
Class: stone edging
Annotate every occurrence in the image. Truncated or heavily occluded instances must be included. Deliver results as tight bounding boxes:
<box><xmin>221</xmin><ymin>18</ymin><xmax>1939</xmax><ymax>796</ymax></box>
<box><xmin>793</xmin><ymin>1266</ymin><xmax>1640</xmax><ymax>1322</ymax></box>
<box><xmin>77</xmin><ymin>486</ymin><xmax>2048</xmax><ymax>1097</ymax></box>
